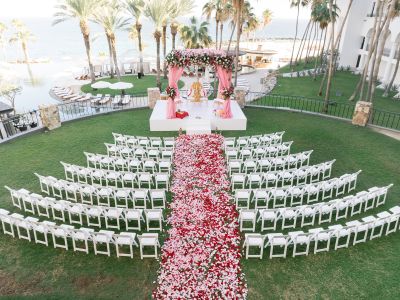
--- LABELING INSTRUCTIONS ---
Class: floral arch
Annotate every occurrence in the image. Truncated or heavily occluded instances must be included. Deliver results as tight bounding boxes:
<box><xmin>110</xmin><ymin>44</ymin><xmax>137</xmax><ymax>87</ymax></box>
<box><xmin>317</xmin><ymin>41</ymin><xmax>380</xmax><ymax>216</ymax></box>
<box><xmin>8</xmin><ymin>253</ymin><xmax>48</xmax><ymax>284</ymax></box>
<box><xmin>165</xmin><ymin>49</ymin><xmax>234</xmax><ymax>119</ymax></box>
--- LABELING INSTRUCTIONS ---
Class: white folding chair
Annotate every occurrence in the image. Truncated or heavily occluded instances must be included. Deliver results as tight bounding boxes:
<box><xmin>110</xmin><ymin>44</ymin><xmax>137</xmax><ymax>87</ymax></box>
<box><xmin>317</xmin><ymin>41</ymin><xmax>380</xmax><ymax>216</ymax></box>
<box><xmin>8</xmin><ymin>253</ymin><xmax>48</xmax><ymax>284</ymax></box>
<box><xmin>71</xmin><ymin>227</ymin><xmax>94</xmax><ymax>254</ymax></box>
<box><xmin>328</xmin><ymin>224</ymin><xmax>351</xmax><ymax>250</ymax></box>
<box><xmin>244</xmin><ymin>233</ymin><xmax>265</xmax><ymax>259</ymax></box>
<box><xmin>150</xmin><ymin>190</ymin><xmax>166</xmax><ymax>209</ymax></box>
<box><xmin>289</xmin><ymin>231</ymin><xmax>311</xmax><ymax>257</ymax></box>
<box><xmin>309</xmin><ymin>228</ymin><xmax>332</xmax><ymax>254</ymax></box>
<box><xmin>51</xmin><ymin>224</ymin><xmax>74</xmax><ymax>250</ymax></box>
<box><xmin>239</xmin><ymin>209</ymin><xmax>257</xmax><ymax>232</ymax></box>
<box><xmin>138</xmin><ymin>233</ymin><xmax>160</xmax><ymax>259</ymax></box>
<box><xmin>265</xmin><ymin>233</ymin><xmax>289</xmax><ymax>258</ymax></box>
<box><xmin>92</xmin><ymin>230</ymin><xmax>115</xmax><ymax>256</ymax></box>
<box><xmin>104</xmin><ymin>207</ymin><xmax>123</xmax><ymax>230</ymax></box>
<box><xmin>124</xmin><ymin>209</ymin><xmax>143</xmax><ymax>231</ymax></box>
<box><xmin>115</xmin><ymin>232</ymin><xmax>138</xmax><ymax>258</ymax></box>
<box><xmin>235</xmin><ymin>189</ymin><xmax>251</xmax><ymax>209</ymax></box>
<box><xmin>144</xmin><ymin>209</ymin><xmax>163</xmax><ymax>231</ymax></box>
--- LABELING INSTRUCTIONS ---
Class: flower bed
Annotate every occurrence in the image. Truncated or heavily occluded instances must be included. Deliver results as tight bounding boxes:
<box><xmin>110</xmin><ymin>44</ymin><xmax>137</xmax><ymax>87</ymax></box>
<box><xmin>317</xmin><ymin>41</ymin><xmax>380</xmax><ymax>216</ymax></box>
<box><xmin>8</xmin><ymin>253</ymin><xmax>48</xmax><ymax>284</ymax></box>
<box><xmin>153</xmin><ymin>134</ymin><xmax>247</xmax><ymax>299</ymax></box>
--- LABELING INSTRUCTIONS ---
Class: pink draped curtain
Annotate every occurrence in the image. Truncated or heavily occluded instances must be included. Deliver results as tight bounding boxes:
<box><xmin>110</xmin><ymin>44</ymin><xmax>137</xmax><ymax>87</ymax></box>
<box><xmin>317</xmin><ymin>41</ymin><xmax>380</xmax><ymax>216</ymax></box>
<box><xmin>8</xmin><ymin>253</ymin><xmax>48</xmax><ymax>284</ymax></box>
<box><xmin>216</xmin><ymin>66</ymin><xmax>233</xmax><ymax>119</ymax></box>
<box><xmin>166</xmin><ymin>66</ymin><xmax>184</xmax><ymax>119</ymax></box>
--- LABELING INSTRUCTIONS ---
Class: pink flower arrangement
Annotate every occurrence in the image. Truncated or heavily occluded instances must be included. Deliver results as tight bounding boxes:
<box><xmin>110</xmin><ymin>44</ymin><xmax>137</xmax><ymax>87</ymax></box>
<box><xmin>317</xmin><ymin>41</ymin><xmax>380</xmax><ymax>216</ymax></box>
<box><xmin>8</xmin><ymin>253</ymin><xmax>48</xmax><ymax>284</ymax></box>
<box><xmin>222</xmin><ymin>85</ymin><xmax>235</xmax><ymax>100</ymax></box>
<box><xmin>165</xmin><ymin>49</ymin><xmax>234</xmax><ymax>71</ymax></box>
<box><xmin>153</xmin><ymin>134</ymin><xmax>247</xmax><ymax>299</ymax></box>
<box><xmin>166</xmin><ymin>86</ymin><xmax>177</xmax><ymax>100</ymax></box>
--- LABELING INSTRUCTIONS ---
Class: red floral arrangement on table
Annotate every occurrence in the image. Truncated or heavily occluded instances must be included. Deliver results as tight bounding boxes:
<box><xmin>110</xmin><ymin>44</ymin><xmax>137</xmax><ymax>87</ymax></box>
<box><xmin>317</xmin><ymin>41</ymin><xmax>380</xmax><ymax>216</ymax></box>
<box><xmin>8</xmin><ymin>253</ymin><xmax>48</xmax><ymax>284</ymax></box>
<box><xmin>222</xmin><ymin>85</ymin><xmax>234</xmax><ymax>100</ymax></box>
<box><xmin>165</xmin><ymin>86</ymin><xmax>177</xmax><ymax>100</ymax></box>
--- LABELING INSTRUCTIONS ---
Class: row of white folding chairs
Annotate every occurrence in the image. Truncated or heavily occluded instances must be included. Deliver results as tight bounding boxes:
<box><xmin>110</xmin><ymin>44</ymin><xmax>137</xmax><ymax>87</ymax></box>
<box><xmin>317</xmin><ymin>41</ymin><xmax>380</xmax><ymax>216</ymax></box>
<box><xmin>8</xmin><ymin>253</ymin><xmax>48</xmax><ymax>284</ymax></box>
<box><xmin>112</xmin><ymin>133</ymin><xmax>175</xmax><ymax>149</ymax></box>
<box><xmin>228</xmin><ymin>151</ymin><xmax>314</xmax><ymax>174</ymax></box>
<box><xmin>0</xmin><ymin>209</ymin><xmax>159</xmax><ymax>259</ymax></box>
<box><xmin>5</xmin><ymin>188</ymin><xmax>164</xmax><ymax>232</ymax></box>
<box><xmin>225</xmin><ymin>142</ymin><xmax>294</xmax><ymax>160</ymax></box>
<box><xmin>234</xmin><ymin>171</ymin><xmax>362</xmax><ymax>209</ymax></box>
<box><xmin>84</xmin><ymin>152</ymin><xmax>172</xmax><ymax>173</ymax></box>
<box><xmin>105</xmin><ymin>143</ymin><xmax>174</xmax><ymax>160</ymax></box>
<box><xmin>61</xmin><ymin>162</ymin><xmax>170</xmax><ymax>189</ymax></box>
<box><xmin>238</xmin><ymin>185</ymin><xmax>392</xmax><ymax>232</ymax></box>
<box><xmin>34</xmin><ymin>174</ymin><xmax>166</xmax><ymax>208</ymax></box>
<box><xmin>231</xmin><ymin>160</ymin><xmax>335</xmax><ymax>189</ymax></box>
<box><xmin>224</xmin><ymin>131</ymin><xmax>285</xmax><ymax>148</ymax></box>
<box><xmin>244</xmin><ymin>206</ymin><xmax>400</xmax><ymax>259</ymax></box>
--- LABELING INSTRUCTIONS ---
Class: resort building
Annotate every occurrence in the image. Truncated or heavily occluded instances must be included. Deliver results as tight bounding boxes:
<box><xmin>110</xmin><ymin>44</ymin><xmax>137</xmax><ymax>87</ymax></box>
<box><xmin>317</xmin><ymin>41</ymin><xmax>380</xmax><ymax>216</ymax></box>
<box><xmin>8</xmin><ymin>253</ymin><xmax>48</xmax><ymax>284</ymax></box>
<box><xmin>337</xmin><ymin>0</ymin><xmax>400</xmax><ymax>85</ymax></box>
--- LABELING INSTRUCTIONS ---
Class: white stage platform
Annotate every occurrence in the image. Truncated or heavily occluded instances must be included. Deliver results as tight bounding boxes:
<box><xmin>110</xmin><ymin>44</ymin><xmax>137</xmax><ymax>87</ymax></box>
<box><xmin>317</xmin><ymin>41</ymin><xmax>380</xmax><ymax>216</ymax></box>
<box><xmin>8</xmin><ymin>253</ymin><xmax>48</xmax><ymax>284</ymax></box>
<box><xmin>149</xmin><ymin>100</ymin><xmax>247</xmax><ymax>132</ymax></box>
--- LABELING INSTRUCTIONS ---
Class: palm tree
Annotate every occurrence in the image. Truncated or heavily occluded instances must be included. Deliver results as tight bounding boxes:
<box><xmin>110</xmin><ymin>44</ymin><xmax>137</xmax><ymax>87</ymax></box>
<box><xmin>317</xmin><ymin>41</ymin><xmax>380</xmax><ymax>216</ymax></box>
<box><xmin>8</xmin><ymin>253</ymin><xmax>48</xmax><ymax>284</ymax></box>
<box><xmin>289</xmin><ymin>0</ymin><xmax>309</xmax><ymax>69</ymax></box>
<box><xmin>262</xmin><ymin>9</ymin><xmax>273</xmax><ymax>28</ymax></box>
<box><xmin>218</xmin><ymin>1</ymin><xmax>233</xmax><ymax>49</ymax></box>
<box><xmin>125</xmin><ymin>0</ymin><xmax>145</xmax><ymax>74</ymax></box>
<box><xmin>0</xmin><ymin>22</ymin><xmax>7</xmax><ymax>61</ymax></box>
<box><xmin>93</xmin><ymin>0</ymin><xmax>129</xmax><ymax>80</ymax></box>
<box><xmin>232</xmin><ymin>0</ymin><xmax>244</xmax><ymax>86</ymax></box>
<box><xmin>169</xmin><ymin>0</ymin><xmax>195</xmax><ymax>50</ymax></box>
<box><xmin>9</xmin><ymin>19</ymin><xmax>35</xmax><ymax>64</ymax></box>
<box><xmin>367</xmin><ymin>0</ymin><xmax>398</xmax><ymax>102</ymax></box>
<box><xmin>179</xmin><ymin>17</ymin><xmax>212</xmax><ymax>49</ymax></box>
<box><xmin>203</xmin><ymin>0</ymin><xmax>224</xmax><ymax>49</ymax></box>
<box><xmin>53</xmin><ymin>0</ymin><xmax>100</xmax><ymax>83</ymax></box>
<box><xmin>145</xmin><ymin>0</ymin><xmax>173</xmax><ymax>89</ymax></box>
<box><xmin>243</xmin><ymin>13</ymin><xmax>260</xmax><ymax>41</ymax></box>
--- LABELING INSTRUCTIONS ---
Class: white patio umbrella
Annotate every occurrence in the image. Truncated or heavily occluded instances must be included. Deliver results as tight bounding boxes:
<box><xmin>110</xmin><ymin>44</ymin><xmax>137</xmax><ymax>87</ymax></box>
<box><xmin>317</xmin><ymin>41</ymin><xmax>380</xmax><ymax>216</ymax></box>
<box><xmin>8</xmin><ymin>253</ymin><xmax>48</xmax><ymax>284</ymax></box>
<box><xmin>110</xmin><ymin>82</ymin><xmax>133</xmax><ymax>95</ymax></box>
<box><xmin>91</xmin><ymin>81</ymin><xmax>111</xmax><ymax>90</ymax></box>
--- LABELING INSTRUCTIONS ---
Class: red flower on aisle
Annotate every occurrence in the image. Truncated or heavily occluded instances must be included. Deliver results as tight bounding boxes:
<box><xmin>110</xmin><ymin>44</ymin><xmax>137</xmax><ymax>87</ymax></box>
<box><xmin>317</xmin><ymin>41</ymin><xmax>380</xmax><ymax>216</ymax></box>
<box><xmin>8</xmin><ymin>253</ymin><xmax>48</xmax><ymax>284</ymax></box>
<box><xmin>153</xmin><ymin>134</ymin><xmax>247</xmax><ymax>299</ymax></box>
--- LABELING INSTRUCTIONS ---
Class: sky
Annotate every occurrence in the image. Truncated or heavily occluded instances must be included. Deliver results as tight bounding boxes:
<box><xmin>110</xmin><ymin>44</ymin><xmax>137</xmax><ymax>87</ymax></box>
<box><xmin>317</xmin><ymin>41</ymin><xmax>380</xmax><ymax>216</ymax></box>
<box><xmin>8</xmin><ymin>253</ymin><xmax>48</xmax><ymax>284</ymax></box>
<box><xmin>0</xmin><ymin>0</ymin><xmax>311</xmax><ymax>20</ymax></box>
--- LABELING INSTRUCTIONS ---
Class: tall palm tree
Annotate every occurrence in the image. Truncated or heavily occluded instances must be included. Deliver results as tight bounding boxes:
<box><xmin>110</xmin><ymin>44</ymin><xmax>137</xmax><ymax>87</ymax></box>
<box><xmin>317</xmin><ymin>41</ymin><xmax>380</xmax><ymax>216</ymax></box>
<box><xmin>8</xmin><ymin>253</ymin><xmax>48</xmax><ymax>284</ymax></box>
<box><xmin>9</xmin><ymin>19</ymin><xmax>35</xmax><ymax>64</ymax></box>
<box><xmin>125</xmin><ymin>0</ymin><xmax>145</xmax><ymax>75</ymax></box>
<box><xmin>53</xmin><ymin>0</ymin><xmax>100</xmax><ymax>83</ymax></box>
<box><xmin>323</xmin><ymin>0</ymin><xmax>336</xmax><ymax>112</ymax></box>
<box><xmin>262</xmin><ymin>9</ymin><xmax>273</xmax><ymax>28</ymax></box>
<box><xmin>169</xmin><ymin>0</ymin><xmax>195</xmax><ymax>50</ymax></box>
<box><xmin>0</xmin><ymin>22</ymin><xmax>7</xmax><ymax>61</ymax></box>
<box><xmin>289</xmin><ymin>0</ymin><xmax>310</xmax><ymax>69</ymax></box>
<box><xmin>243</xmin><ymin>13</ymin><xmax>260</xmax><ymax>41</ymax></box>
<box><xmin>203</xmin><ymin>0</ymin><xmax>224</xmax><ymax>49</ymax></box>
<box><xmin>367</xmin><ymin>0</ymin><xmax>398</xmax><ymax>102</ymax></box>
<box><xmin>93</xmin><ymin>0</ymin><xmax>129</xmax><ymax>80</ymax></box>
<box><xmin>218</xmin><ymin>1</ymin><xmax>233</xmax><ymax>49</ymax></box>
<box><xmin>233</xmin><ymin>0</ymin><xmax>244</xmax><ymax>86</ymax></box>
<box><xmin>383</xmin><ymin>41</ymin><xmax>400</xmax><ymax>97</ymax></box>
<box><xmin>145</xmin><ymin>0</ymin><xmax>173</xmax><ymax>89</ymax></box>
<box><xmin>179</xmin><ymin>16</ymin><xmax>212</xmax><ymax>49</ymax></box>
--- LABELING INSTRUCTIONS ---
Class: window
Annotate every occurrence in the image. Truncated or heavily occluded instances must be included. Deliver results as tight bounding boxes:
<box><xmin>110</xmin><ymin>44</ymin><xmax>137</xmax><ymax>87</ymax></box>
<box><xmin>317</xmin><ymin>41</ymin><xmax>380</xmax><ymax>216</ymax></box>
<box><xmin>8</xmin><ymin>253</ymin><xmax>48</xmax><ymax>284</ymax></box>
<box><xmin>356</xmin><ymin>55</ymin><xmax>361</xmax><ymax>68</ymax></box>
<box><xmin>360</xmin><ymin>37</ymin><xmax>365</xmax><ymax>49</ymax></box>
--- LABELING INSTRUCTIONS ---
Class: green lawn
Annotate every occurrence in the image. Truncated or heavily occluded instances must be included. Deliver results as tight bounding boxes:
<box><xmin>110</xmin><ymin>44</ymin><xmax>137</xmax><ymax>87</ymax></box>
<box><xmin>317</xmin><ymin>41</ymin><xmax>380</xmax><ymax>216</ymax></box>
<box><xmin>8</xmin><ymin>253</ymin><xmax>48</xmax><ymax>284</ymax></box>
<box><xmin>81</xmin><ymin>75</ymin><xmax>185</xmax><ymax>95</ymax></box>
<box><xmin>0</xmin><ymin>108</ymin><xmax>400</xmax><ymax>299</ymax></box>
<box><xmin>278</xmin><ymin>57</ymin><xmax>319</xmax><ymax>73</ymax></box>
<box><xmin>273</xmin><ymin>71</ymin><xmax>400</xmax><ymax>113</ymax></box>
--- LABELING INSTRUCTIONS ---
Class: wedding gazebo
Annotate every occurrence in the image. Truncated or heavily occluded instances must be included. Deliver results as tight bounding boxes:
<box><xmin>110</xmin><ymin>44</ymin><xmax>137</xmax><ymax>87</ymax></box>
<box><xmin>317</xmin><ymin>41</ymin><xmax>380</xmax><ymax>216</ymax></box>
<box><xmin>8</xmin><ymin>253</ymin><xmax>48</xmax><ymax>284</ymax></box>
<box><xmin>165</xmin><ymin>49</ymin><xmax>234</xmax><ymax>119</ymax></box>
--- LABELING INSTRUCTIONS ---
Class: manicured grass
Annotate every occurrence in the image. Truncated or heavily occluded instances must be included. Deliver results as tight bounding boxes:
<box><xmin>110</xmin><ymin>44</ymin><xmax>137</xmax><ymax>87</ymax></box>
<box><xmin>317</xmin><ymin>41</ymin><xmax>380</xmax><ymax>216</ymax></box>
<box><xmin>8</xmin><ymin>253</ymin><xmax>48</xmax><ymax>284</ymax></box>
<box><xmin>81</xmin><ymin>75</ymin><xmax>185</xmax><ymax>95</ymax></box>
<box><xmin>273</xmin><ymin>71</ymin><xmax>400</xmax><ymax>113</ymax></box>
<box><xmin>278</xmin><ymin>57</ymin><xmax>319</xmax><ymax>73</ymax></box>
<box><xmin>0</xmin><ymin>108</ymin><xmax>400</xmax><ymax>299</ymax></box>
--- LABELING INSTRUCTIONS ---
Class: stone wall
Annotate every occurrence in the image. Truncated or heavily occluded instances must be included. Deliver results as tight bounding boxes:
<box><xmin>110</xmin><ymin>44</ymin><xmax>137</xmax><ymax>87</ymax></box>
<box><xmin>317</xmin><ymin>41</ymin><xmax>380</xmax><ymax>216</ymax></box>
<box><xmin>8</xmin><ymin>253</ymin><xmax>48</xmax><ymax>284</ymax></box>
<box><xmin>148</xmin><ymin>88</ymin><xmax>160</xmax><ymax>109</ymax></box>
<box><xmin>352</xmin><ymin>101</ymin><xmax>372</xmax><ymax>127</ymax></box>
<box><xmin>39</xmin><ymin>105</ymin><xmax>61</xmax><ymax>130</ymax></box>
<box><xmin>234</xmin><ymin>87</ymin><xmax>247</xmax><ymax>108</ymax></box>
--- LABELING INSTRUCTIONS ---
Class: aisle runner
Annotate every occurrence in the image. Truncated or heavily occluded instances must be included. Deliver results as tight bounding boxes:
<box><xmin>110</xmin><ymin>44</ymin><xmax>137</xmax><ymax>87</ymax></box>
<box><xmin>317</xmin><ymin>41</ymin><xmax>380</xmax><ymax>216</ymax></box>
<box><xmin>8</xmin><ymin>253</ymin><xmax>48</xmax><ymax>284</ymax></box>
<box><xmin>153</xmin><ymin>134</ymin><xmax>247</xmax><ymax>299</ymax></box>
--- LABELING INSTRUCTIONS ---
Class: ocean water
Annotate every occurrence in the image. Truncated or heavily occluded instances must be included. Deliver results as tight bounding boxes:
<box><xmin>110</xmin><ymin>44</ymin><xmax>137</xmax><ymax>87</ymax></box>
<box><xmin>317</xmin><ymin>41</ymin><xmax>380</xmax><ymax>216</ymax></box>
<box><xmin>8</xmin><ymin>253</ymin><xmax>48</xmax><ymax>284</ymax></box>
<box><xmin>0</xmin><ymin>17</ymin><xmax>309</xmax><ymax>112</ymax></box>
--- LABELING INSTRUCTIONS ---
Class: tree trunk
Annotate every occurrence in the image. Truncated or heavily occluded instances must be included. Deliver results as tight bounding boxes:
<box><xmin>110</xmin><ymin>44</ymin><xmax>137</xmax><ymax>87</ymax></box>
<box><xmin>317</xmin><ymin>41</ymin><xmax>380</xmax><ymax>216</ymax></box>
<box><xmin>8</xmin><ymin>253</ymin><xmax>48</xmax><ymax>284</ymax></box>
<box><xmin>358</xmin><ymin>0</ymin><xmax>385</xmax><ymax>101</ymax></box>
<box><xmin>110</xmin><ymin>34</ymin><xmax>121</xmax><ymax>80</ymax></box>
<box><xmin>172</xmin><ymin>32</ymin><xmax>176</xmax><ymax>49</ymax></box>
<box><xmin>334</xmin><ymin>0</ymin><xmax>354</xmax><ymax>51</ymax></box>
<box><xmin>305</xmin><ymin>22</ymin><xmax>316</xmax><ymax>64</ymax></box>
<box><xmin>368</xmin><ymin>2</ymin><xmax>395</xmax><ymax>102</ymax></box>
<box><xmin>234</xmin><ymin>1</ymin><xmax>242</xmax><ymax>87</ymax></box>
<box><xmin>383</xmin><ymin>43</ymin><xmax>400</xmax><ymax>97</ymax></box>
<box><xmin>227</xmin><ymin>22</ymin><xmax>235</xmax><ymax>52</ymax></box>
<box><xmin>80</xmin><ymin>21</ymin><xmax>95</xmax><ymax>83</ymax></box>
<box><xmin>21</xmin><ymin>41</ymin><xmax>29</xmax><ymax>64</ymax></box>
<box><xmin>323</xmin><ymin>0</ymin><xmax>336</xmax><ymax>113</ymax></box>
<box><xmin>313</xmin><ymin>27</ymin><xmax>324</xmax><ymax>80</ymax></box>
<box><xmin>215</xmin><ymin>19</ymin><xmax>219</xmax><ymax>49</ymax></box>
<box><xmin>137</xmin><ymin>23</ymin><xmax>144</xmax><ymax>74</ymax></box>
<box><xmin>294</xmin><ymin>19</ymin><xmax>311</xmax><ymax>67</ymax></box>
<box><xmin>155</xmin><ymin>31</ymin><xmax>161</xmax><ymax>90</ymax></box>
<box><xmin>289</xmin><ymin>4</ymin><xmax>300</xmax><ymax>67</ymax></box>
<box><xmin>106</xmin><ymin>34</ymin><xmax>114</xmax><ymax>79</ymax></box>
<box><xmin>162</xmin><ymin>25</ymin><xmax>167</xmax><ymax>79</ymax></box>
<box><xmin>219</xmin><ymin>23</ymin><xmax>224</xmax><ymax>49</ymax></box>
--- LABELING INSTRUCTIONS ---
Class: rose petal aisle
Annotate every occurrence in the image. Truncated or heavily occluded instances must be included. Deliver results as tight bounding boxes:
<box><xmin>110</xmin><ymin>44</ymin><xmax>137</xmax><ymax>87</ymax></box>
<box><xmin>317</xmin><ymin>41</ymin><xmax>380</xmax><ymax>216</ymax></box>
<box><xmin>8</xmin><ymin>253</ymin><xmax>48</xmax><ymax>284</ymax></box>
<box><xmin>153</xmin><ymin>134</ymin><xmax>247</xmax><ymax>299</ymax></box>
